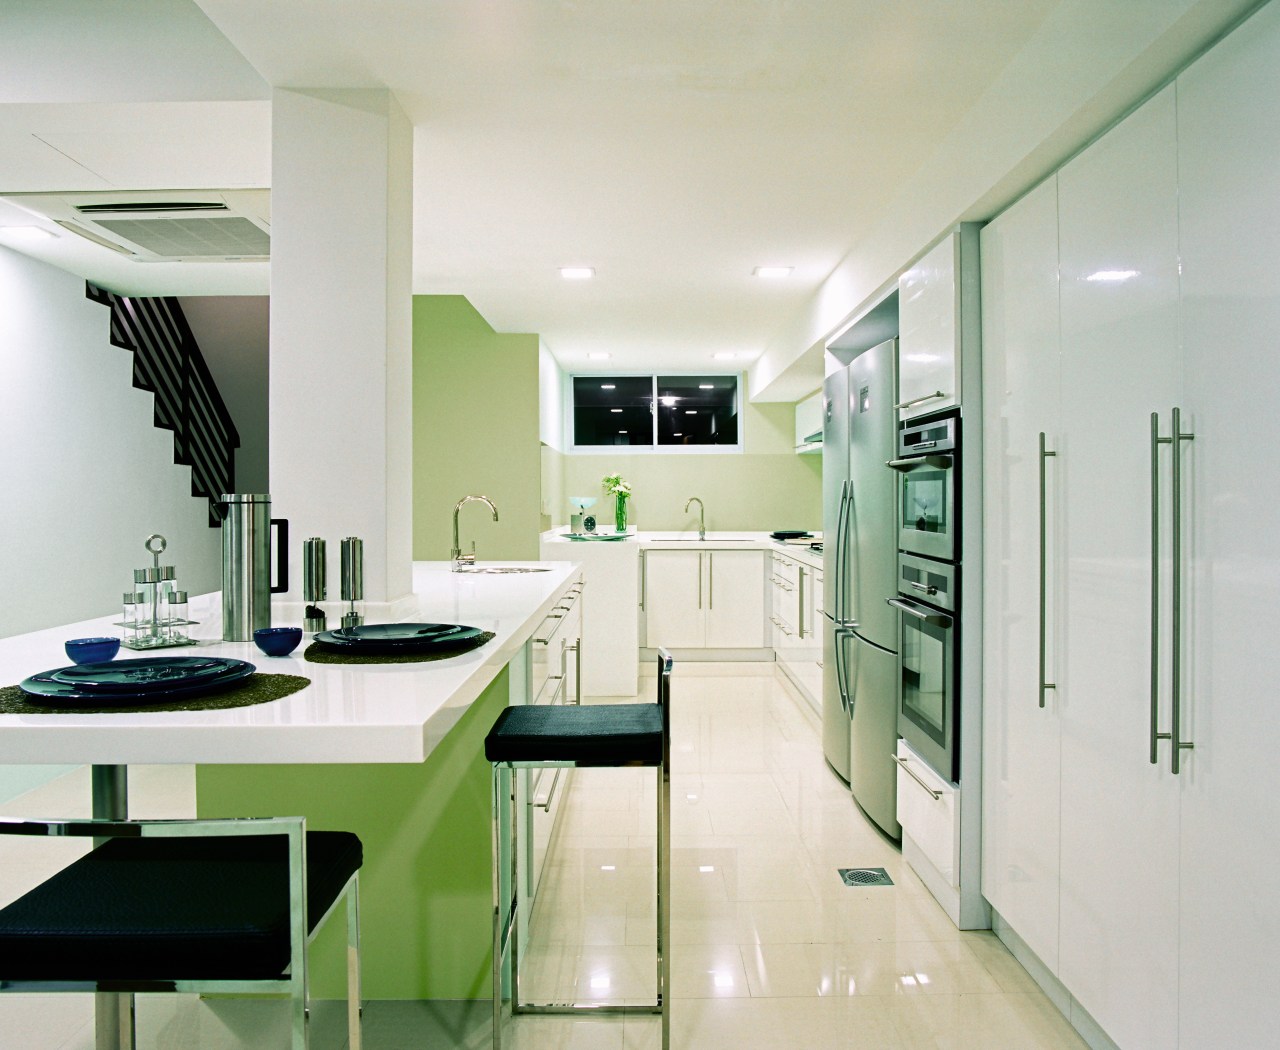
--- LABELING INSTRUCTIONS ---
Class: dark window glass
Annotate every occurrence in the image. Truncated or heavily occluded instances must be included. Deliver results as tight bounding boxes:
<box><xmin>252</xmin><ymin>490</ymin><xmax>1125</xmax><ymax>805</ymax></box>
<box><xmin>655</xmin><ymin>375</ymin><xmax>738</xmax><ymax>445</ymax></box>
<box><xmin>572</xmin><ymin>376</ymin><xmax>653</xmax><ymax>445</ymax></box>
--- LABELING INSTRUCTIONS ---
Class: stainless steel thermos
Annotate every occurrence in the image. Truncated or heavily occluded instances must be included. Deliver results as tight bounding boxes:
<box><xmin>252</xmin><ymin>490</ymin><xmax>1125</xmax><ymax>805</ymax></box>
<box><xmin>220</xmin><ymin>493</ymin><xmax>289</xmax><ymax>640</ymax></box>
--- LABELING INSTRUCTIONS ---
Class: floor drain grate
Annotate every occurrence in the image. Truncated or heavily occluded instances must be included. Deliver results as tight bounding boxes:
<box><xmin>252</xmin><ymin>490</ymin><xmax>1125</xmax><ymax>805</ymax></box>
<box><xmin>838</xmin><ymin>867</ymin><xmax>894</xmax><ymax>887</ymax></box>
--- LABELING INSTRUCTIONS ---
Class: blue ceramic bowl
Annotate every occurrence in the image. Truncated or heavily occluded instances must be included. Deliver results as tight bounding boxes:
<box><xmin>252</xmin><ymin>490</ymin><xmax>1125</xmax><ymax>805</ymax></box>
<box><xmin>64</xmin><ymin>637</ymin><xmax>121</xmax><ymax>665</ymax></box>
<box><xmin>253</xmin><ymin>626</ymin><xmax>303</xmax><ymax>657</ymax></box>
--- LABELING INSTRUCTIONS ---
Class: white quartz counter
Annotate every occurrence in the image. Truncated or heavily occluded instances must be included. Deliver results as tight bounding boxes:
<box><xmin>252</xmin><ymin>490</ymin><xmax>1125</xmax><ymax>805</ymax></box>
<box><xmin>0</xmin><ymin>561</ymin><xmax>580</xmax><ymax>767</ymax></box>
<box><xmin>541</xmin><ymin>528</ymin><xmax>823</xmax><ymax>569</ymax></box>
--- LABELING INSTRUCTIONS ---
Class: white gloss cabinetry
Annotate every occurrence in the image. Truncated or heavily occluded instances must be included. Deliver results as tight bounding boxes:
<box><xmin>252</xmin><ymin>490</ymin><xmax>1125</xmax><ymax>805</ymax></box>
<box><xmin>794</xmin><ymin>391</ymin><xmax>823</xmax><ymax>453</ymax></box>
<box><xmin>771</xmin><ymin>551</ymin><xmax>821</xmax><ymax>711</ymax></box>
<box><xmin>980</xmin><ymin>8</ymin><xmax>1280</xmax><ymax>1046</ymax></box>
<box><xmin>896</xmin><ymin>740</ymin><xmax>959</xmax><ymax>890</ymax></box>
<box><xmin>643</xmin><ymin>548</ymin><xmax>765</xmax><ymax>649</ymax></box>
<box><xmin>897</xmin><ymin>228</ymin><xmax>983</xmax><ymax>418</ymax></box>
<box><xmin>979</xmin><ymin>174</ymin><xmax>1063</xmax><ymax>972</ymax></box>
<box><xmin>1055</xmin><ymin>84</ymin><xmax>1182</xmax><ymax>1050</ymax></box>
<box><xmin>1175</xmin><ymin>11</ymin><xmax>1280</xmax><ymax>1046</ymax></box>
<box><xmin>527</xmin><ymin>579</ymin><xmax>583</xmax><ymax>897</ymax></box>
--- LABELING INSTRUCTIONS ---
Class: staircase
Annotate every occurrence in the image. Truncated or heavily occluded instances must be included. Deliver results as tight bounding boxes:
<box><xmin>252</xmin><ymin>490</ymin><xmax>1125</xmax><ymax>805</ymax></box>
<box><xmin>87</xmin><ymin>282</ymin><xmax>239</xmax><ymax>526</ymax></box>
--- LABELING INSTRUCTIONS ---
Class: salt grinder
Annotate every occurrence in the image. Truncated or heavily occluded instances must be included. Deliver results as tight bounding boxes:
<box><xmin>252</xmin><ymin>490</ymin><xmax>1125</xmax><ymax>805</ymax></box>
<box><xmin>340</xmin><ymin>537</ymin><xmax>364</xmax><ymax>629</ymax></box>
<box><xmin>303</xmin><ymin>537</ymin><xmax>327</xmax><ymax>633</ymax></box>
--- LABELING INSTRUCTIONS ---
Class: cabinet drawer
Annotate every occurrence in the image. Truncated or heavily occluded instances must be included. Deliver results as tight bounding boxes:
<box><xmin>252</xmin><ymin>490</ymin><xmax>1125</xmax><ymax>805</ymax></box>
<box><xmin>896</xmin><ymin>740</ymin><xmax>959</xmax><ymax>889</ymax></box>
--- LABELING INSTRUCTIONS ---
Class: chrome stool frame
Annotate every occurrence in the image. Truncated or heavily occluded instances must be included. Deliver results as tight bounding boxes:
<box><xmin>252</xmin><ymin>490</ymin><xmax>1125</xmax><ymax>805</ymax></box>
<box><xmin>488</xmin><ymin>648</ymin><xmax>672</xmax><ymax>1050</ymax></box>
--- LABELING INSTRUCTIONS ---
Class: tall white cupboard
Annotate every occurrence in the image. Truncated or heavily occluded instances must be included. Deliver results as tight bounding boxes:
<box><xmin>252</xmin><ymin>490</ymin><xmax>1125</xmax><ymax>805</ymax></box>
<box><xmin>981</xmin><ymin>4</ymin><xmax>1280</xmax><ymax>1048</ymax></box>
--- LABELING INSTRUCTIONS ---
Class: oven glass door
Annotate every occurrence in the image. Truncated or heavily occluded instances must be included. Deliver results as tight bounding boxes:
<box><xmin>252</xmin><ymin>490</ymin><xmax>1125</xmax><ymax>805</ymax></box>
<box><xmin>895</xmin><ymin>455</ymin><xmax>956</xmax><ymax>561</ymax></box>
<box><xmin>892</xmin><ymin>596</ymin><xmax>956</xmax><ymax>781</ymax></box>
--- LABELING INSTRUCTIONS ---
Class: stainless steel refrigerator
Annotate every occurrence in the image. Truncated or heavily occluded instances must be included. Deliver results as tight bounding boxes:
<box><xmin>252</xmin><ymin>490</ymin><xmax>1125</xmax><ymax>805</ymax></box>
<box><xmin>821</xmin><ymin>338</ymin><xmax>901</xmax><ymax>839</ymax></box>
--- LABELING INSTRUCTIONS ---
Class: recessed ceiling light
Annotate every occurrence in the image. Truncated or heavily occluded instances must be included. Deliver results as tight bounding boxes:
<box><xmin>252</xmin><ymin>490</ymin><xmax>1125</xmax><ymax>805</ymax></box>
<box><xmin>712</xmin><ymin>351</ymin><xmax>739</xmax><ymax>361</ymax></box>
<box><xmin>0</xmin><ymin>226</ymin><xmax>57</xmax><ymax>242</ymax></box>
<box><xmin>560</xmin><ymin>266</ymin><xmax>595</xmax><ymax>280</ymax></box>
<box><xmin>699</xmin><ymin>384</ymin><xmax>714</xmax><ymax>390</ymax></box>
<box><xmin>589</xmin><ymin>352</ymin><xmax>610</xmax><ymax>361</ymax></box>
<box><xmin>753</xmin><ymin>266</ymin><xmax>793</xmax><ymax>279</ymax></box>
<box><xmin>1085</xmin><ymin>269</ymin><xmax>1139</xmax><ymax>282</ymax></box>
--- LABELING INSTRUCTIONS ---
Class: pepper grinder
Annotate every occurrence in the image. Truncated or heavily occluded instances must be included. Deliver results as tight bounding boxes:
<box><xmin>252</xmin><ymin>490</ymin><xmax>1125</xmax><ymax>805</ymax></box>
<box><xmin>303</xmin><ymin>537</ymin><xmax>327</xmax><ymax>633</ymax></box>
<box><xmin>340</xmin><ymin>536</ymin><xmax>364</xmax><ymax>629</ymax></box>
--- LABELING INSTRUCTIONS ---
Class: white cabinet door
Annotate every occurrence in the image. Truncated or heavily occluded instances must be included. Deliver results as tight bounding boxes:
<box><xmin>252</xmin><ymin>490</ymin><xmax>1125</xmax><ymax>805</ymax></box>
<box><xmin>644</xmin><ymin>550</ymin><xmax>705</xmax><ymax>648</ymax></box>
<box><xmin>1056</xmin><ymin>84</ymin><xmax>1182</xmax><ymax>1050</ymax></box>
<box><xmin>1176</xmin><ymin>8</ymin><xmax>1280</xmax><ymax>1044</ymax></box>
<box><xmin>706</xmin><ymin>549</ymin><xmax>765</xmax><ymax>648</ymax></box>
<box><xmin>898</xmin><ymin>234</ymin><xmax>960</xmax><ymax>417</ymax></box>
<box><xmin>979</xmin><ymin>174</ymin><xmax>1064</xmax><ymax>972</ymax></box>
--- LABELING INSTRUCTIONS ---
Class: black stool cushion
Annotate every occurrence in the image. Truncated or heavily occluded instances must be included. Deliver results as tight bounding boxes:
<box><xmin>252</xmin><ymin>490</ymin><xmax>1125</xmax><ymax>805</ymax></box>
<box><xmin>485</xmin><ymin>703</ymin><xmax>663</xmax><ymax>766</ymax></box>
<box><xmin>0</xmin><ymin>830</ymin><xmax>362</xmax><ymax>982</ymax></box>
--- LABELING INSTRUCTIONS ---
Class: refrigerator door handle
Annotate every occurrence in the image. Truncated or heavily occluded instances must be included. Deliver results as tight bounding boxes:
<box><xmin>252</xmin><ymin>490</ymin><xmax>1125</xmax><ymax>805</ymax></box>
<box><xmin>833</xmin><ymin>481</ymin><xmax>849</xmax><ymax>623</ymax></box>
<box><xmin>833</xmin><ymin>626</ymin><xmax>849</xmax><ymax>713</ymax></box>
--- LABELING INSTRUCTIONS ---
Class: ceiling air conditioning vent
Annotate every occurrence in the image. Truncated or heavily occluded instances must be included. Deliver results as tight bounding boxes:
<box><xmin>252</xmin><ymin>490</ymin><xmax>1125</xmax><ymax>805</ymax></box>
<box><xmin>0</xmin><ymin>190</ymin><xmax>270</xmax><ymax>262</ymax></box>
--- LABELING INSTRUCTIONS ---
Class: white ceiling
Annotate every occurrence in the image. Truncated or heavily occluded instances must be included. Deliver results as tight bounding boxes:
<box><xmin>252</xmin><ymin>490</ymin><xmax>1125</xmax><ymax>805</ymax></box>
<box><xmin>0</xmin><ymin>0</ymin><xmax>1263</xmax><ymax>392</ymax></box>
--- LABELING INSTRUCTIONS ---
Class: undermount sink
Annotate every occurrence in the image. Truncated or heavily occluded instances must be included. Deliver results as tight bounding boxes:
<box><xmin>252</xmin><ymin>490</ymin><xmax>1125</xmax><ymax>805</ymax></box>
<box><xmin>455</xmin><ymin>566</ymin><xmax>552</xmax><ymax>574</ymax></box>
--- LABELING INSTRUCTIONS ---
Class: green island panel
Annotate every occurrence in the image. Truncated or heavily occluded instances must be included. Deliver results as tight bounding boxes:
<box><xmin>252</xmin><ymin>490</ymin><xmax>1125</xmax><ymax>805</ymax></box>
<box><xmin>195</xmin><ymin>666</ymin><xmax>509</xmax><ymax>999</ymax></box>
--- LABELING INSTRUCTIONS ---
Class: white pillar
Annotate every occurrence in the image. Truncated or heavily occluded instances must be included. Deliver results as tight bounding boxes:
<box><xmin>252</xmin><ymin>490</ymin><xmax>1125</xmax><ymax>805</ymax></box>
<box><xmin>268</xmin><ymin>88</ymin><xmax>413</xmax><ymax>615</ymax></box>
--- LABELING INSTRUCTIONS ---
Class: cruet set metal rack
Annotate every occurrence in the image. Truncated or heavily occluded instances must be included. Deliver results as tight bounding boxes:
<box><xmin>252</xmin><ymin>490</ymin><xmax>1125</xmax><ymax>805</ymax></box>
<box><xmin>116</xmin><ymin>534</ymin><xmax>198</xmax><ymax>650</ymax></box>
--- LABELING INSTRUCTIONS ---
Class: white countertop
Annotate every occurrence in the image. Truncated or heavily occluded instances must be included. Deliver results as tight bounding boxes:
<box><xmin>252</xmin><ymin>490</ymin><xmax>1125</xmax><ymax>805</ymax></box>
<box><xmin>0</xmin><ymin>561</ymin><xmax>580</xmax><ymax>766</ymax></box>
<box><xmin>541</xmin><ymin>528</ymin><xmax>823</xmax><ymax>569</ymax></box>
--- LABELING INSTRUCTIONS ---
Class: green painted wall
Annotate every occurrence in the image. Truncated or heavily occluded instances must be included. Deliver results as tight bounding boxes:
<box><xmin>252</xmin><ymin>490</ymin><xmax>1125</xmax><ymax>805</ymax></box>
<box><xmin>195</xmin><ymin>667</ymin><xmax>510</xmax><ymax>1000</ymax></box>
<box><xmin>561</xmin><ymin>399</ymin><xmax>822</xmax><ymax>532</ymax></box>
<box><xmin>413</xmin><ymin>296</ymin><xmax>541</xmax><ymax>560</ymax></box>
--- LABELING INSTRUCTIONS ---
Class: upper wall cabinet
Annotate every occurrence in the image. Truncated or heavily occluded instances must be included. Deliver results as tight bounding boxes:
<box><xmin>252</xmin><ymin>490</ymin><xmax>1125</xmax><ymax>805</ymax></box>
<box><xmin>794</xmin><ymin>391</ymin><xmax>823</xmax><ymax>453</ymax></box>
<box><xmin>896</xmin><ymin>226</ymin><xmax>980</xmax><ymax>419</ymax></box>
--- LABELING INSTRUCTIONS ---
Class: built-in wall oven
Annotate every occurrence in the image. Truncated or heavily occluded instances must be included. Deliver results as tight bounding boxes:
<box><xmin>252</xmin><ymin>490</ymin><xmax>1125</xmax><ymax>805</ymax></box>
<box><xmin>889</xmin><ymin>553</ymin><xmax>958</xmax><ymax>782</ymax></box>
<box><xmin>889</xmin><ymin>413</ymin><xmax>958</xmax><ymax>563</ymax></box>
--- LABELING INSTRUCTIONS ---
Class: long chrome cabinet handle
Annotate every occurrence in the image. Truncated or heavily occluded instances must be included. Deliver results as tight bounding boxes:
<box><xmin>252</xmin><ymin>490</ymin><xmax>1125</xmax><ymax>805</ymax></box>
<box><xmin>1170</xmin><ymin>407</ymin><xmax>1195</xmax><ymax>774</ymax></box>
<box><xmin>640</xmin><ymin>550</ymin><xmax>647</xmax><ymax>609</ymax></box>
<box><xmin>798</xmin><ymin>568</ymin><xmax>805</xmax><ymax>638</ymax></box>
<box><xmin>708</xmin><ymin>552</ymin><xmax>714</xmax><ymax>609</ymax></box>
<box><xmin>1151</xmin><ymin>409</ymin><xmax>1196</xmax><ymax>772</ymax></box>
<box><xmin>698</xmin><ymin>552</ymin><xmax>704</xmax><ymax>609</ymax></box>
<box><xmin>1039</xmin><ymin>432</ymin><xmax>1057</xmax><ymax>708</ymax></box>
<box><xmin>893</xmin><ymin>390</ymin><xmax>947</xmax><ymax>411</ymax></box>
<box><xmin>1151</xmin><ymin>413</ymin><xmax>1171</xmax><ymax>764</ymax></box>
<box><xmin>564</xmin><ymin>640</ymin><xmax>582</xmax><ymax>705</ymax></box>
<box><xmin>892</xmin><ymin>753</ymin><xmax>943</xmax><ymax>800</ymax></box>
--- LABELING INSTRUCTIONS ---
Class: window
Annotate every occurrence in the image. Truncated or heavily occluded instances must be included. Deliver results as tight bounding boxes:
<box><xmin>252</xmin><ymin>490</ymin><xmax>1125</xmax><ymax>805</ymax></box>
<box><xmin>571</xmin><ymin>374</ymin><xmax>740</xmax><ymax>449</ymax></box>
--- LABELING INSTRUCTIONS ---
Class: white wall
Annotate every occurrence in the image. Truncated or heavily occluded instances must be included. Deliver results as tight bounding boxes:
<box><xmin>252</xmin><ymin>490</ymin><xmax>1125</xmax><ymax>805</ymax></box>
<box><xmin>538</xmin><ymin>340</ymin><xmax>564</xmax><ymax>451</ymax></box>
<box><xmin>179</xmin><ymin>295</ymin><xmax>270</xmax><ymax>494</ymax></box>
<box><xmin>0</xmin><ymin>246</ymin><xmax>221</xmax><ymax>639</ymax></box>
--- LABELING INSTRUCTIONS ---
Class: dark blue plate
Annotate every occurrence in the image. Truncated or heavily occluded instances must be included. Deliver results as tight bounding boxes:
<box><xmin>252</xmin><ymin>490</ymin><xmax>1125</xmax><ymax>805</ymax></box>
<box><xmin>314</xmin><ymin>623</ymin><xmax>485</xmax><ymax>653</ymax></box>
<box><xmin>41</xmin><ymin>657</ymin><xmax>248</xmax><ymax>693</ymax></box>
<box><xmin>19</xmin><ymin>659</ymin><xmax>256</xmax><ymax>707</ymax></box>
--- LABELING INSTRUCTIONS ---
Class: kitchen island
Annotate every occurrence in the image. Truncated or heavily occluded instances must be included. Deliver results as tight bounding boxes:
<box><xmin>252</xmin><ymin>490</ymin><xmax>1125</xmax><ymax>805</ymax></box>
<box><xmin>0</xmin><ymin>560</ymin><xmax>583</xmax><ymax>1000</ymax></box>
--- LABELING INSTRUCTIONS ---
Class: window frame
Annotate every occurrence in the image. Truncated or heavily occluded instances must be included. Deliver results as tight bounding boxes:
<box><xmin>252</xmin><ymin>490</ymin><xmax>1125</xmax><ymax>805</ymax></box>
<box><xmin>565</xmin><ymin>371</ymin><xmax>744</xmax><ymax>454</ymax></box>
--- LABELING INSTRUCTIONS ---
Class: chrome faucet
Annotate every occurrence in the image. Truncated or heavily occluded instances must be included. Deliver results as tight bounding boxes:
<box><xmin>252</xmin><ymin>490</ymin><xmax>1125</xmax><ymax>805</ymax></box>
<box><xmin>685</xmin><ymin>496</ymin><xmax>706</xmax><ymax>541</ymax></box>
<box><xmin>452</xmin><ymin>495</ymin><xmax>499</xmax><ymax>570</ymax></box>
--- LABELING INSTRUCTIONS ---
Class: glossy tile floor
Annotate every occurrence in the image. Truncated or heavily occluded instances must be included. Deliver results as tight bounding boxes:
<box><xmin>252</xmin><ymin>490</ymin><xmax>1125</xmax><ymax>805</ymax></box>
<box><xmin>0</xmin><ymin>666</ymin><xmax>1087</xmax><ymax>1049</ymax></box>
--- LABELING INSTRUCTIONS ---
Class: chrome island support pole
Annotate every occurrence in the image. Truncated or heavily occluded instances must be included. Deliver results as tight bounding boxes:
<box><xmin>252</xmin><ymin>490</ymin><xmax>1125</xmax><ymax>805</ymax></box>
<box><xmin>91</xmin><ymin>764</ymin><xmax>134</xmax><ymax>1050</ymax></box>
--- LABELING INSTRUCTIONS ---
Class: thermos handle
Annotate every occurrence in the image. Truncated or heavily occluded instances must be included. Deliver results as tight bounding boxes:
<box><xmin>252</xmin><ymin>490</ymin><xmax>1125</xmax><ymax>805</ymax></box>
<box><xmin>270</xmin><ymin>518</ymin><xmax>289</xmax><ymax>593</ymax></box>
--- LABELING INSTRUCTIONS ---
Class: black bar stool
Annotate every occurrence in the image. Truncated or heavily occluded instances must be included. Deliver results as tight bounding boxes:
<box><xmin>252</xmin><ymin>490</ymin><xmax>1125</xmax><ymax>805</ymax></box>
<box><xmin>486</xmin><ymin>647</ymin><xmax>673</xmax><ymax>1050</ymax></box>
<box><xmin>0</xmin><ymin>815</ymin><xmax>362</xmax><ymax>1050</ymax></box>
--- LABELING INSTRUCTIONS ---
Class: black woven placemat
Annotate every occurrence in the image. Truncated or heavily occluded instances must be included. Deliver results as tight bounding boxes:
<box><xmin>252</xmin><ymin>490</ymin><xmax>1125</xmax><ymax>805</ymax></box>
<box><xmin>0</xmin><ymin>673</ymin><xmax>311</xmax><ymax>715</ymax></box>
<box><xmin>302</xmin><ymin>630</ymin><xmax>495</xmax><ymax>665</ymax></box>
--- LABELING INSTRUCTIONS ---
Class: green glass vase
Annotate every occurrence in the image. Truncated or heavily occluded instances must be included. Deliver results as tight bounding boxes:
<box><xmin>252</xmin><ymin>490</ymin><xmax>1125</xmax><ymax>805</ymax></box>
<box><xmin>614</xmin><ymin>494</ymin><xmax>628</xmax><ymax>533</ymax></box>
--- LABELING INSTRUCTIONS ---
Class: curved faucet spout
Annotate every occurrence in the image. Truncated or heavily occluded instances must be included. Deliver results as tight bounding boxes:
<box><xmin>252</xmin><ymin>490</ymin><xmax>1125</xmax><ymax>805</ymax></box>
<box><xmin>452</xmin><ymin>495</ymin><xmax>500</xmax><ymax>569</ymax></box>
<box><xmin>684</xmin><ymin>496</ymin><xmax>706</xmax><ymax>541</ymax></box>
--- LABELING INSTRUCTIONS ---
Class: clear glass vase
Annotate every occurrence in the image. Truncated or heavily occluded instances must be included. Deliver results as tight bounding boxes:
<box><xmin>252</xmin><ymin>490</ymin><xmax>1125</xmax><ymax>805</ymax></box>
<box><xmin>614</xmin><ymin>494</ymin><xmax>628</xmax><ymax>533</ymax></box>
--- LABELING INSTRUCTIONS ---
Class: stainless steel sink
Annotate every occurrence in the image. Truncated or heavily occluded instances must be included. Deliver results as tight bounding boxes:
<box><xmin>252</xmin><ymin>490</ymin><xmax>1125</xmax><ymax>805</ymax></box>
<box><xmin>455</xmin><ymin>566</ymin><xmax>552</xmax><ymax>574</ymax></box>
